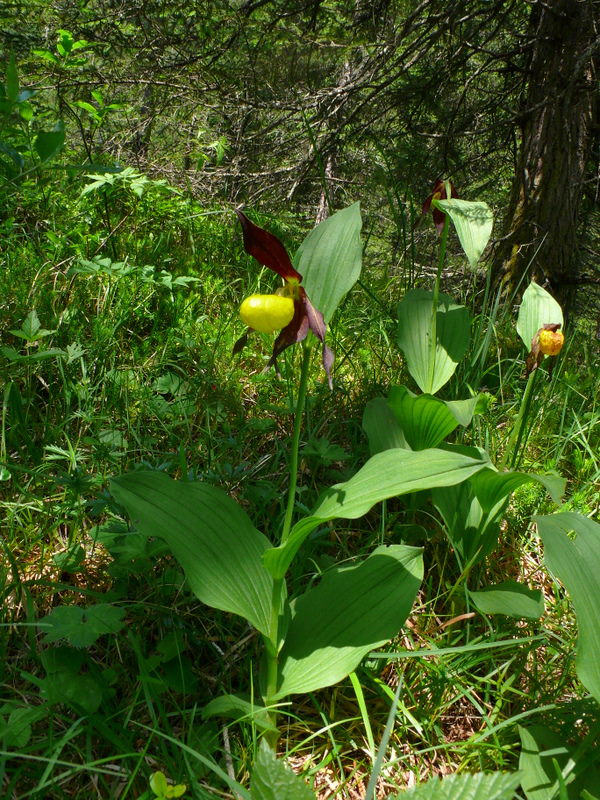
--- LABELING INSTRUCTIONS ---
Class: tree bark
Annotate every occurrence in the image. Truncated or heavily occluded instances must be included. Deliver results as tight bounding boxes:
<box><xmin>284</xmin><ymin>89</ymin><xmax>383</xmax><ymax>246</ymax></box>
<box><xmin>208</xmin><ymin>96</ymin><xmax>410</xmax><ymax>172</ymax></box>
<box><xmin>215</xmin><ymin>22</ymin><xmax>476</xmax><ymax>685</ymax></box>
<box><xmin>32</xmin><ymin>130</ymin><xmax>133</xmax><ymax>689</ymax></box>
<box><xmin>492</xmin><ymin>0</ymin><xmax>599</xmax><ymax>310</ymax></box>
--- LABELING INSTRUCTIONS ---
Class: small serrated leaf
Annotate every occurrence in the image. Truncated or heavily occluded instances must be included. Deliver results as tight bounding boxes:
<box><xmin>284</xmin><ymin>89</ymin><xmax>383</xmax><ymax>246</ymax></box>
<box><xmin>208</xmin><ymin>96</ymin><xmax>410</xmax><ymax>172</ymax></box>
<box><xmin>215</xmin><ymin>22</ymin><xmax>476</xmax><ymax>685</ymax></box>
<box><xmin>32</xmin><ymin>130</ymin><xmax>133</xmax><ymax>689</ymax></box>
<box><xmin>389</xmin><ymin>771</ymin><xmax>521</xmax><ymax>800</ymax></box>
<box><xmin>38</xmin><ymin>604</ymin><xmax>126</xmax><ymax>647</ymax></box>
<box><xmin>251</xmin><ymin>741</ymin><xmax>314</xmax><ymax>800</ymax></box>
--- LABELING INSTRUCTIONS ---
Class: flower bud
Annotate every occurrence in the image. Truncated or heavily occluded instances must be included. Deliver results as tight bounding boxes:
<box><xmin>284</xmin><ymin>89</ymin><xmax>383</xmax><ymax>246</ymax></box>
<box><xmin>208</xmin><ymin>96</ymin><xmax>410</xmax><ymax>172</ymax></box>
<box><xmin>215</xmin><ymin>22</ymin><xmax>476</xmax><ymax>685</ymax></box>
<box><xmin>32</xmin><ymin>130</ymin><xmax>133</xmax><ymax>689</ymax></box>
<box><xmin>538</xmin><ymin>328</ymin><xmax>564</xmax><ymax>356</ymax></box>
<box><xmin>239</xmin><ymin>294</ymin><xmax>295</xmax><ymax>334</ymax></box>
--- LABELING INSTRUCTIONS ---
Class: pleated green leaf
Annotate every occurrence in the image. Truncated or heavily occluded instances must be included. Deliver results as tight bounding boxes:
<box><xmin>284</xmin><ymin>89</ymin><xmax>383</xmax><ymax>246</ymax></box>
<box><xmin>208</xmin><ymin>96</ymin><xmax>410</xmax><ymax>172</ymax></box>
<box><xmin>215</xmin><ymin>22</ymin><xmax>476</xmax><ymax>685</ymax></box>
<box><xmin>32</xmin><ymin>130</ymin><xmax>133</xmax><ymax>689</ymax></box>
<box><xmin>362</xmin><ymin>395</ymin><xmax>408</xmax><ymax>454</ymax></box>
<box><xmin>202</xmin><ymin>694</ymin><xmax>278</xmax><ymax>733</ymax></box>
<box><xmin>110</xmin><ymin>471</ymin><xmax>274</xmax><ymax>637</ymax></box>
<box><xmin>275</xmin><ymin>545</ymin><xmax>422</xmax><ymax>698</ymax></box>
<box><xmin>536</xmin><ymin>512</ymin><xmax>600</xmax><ymax>704</ymax></box>
<box><xmin>313</xmin><ymin>447</ymin><xmax>486</xmax><ymax>520</ymax></box>
<box><xmin>470</xmin><ymin>468</ymin><xmax>565</xmax><ymax>513</ymax></box>
<box><xmin>434</xmin><ymin>197</ymin><xmax>494</xmax><ymax>269</ymax></box>
<box><xmin>469</xmin><ymin>580</ymin><xmax>544</xmax><ymax>619</ymax></box>
<box><xmin>263</xmin><ymin>447</ymin><xmax>488</xmax><ymax>579</ymax></box>
<box><xmin>34</xmin><ymin>121</ymin><xmax>65</xmax><ymax>163</ymax></box>
<box><xmin>387</xmin><ymin>386</ymin><xmax>461</xmax><ymax>449</ymax></box>
<box><xmin>519</xmin><ymin>724</ymin><xmax>600</xmax><ymax>800</ymax></box>
<box><xmin>397</xmin><ymin>289</ymin><xmax>470</xmax><ymax>395</ymax></box>
<box><xmin>362</xmin><ymin>389</ymin><xmax>480</xmax><ymax>455</ymax></box>
<box><xmin>295</xmin><ymin>203</ymin><xmax>362</xmax><ymax>323</ymax></box>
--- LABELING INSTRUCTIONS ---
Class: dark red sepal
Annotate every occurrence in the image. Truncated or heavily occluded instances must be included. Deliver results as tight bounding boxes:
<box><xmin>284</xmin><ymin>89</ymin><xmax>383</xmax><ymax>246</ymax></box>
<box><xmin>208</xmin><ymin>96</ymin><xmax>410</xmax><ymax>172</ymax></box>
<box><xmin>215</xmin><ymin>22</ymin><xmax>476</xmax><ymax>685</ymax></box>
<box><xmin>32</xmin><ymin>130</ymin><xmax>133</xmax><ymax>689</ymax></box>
<box><xmin>266</xmin><ymin>297</ymin><xmax>309</xmax><ymax>374</ymax></box>
<box><xmin>236</xmin><ymin>210</ymin><xmax>302</xmax><ymax>281</ymax></box>
<box><xmin>421</xmin><ymin>179</ymin><xmax>459</xmax><ymax>235</ymax></box>
<box><xmin>233</xmin><ymin>330</ymin><xmax>250</xmax><ymax>355</ymax></box>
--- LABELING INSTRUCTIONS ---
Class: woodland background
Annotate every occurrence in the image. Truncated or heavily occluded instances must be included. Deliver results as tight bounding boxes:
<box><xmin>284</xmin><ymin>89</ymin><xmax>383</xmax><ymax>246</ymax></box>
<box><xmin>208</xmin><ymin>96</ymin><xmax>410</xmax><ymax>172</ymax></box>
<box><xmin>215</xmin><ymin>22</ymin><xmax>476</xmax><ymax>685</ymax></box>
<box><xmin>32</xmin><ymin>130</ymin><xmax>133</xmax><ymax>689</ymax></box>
<box><xmin>1</xmin><ymin>1</ymin><xmax>600</xmax><ymax>799</ymax></box>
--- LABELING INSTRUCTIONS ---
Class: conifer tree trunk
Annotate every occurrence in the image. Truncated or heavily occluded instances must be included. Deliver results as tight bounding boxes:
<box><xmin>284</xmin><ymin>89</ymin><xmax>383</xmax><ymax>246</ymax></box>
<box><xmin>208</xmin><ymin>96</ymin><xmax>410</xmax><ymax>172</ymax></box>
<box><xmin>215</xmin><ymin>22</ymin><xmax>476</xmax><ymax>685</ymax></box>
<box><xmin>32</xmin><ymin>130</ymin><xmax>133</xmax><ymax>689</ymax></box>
<box><xmin>492</xmin><ymin>0</ymin><xmax>598</xmax><ymax>309</ymax></box>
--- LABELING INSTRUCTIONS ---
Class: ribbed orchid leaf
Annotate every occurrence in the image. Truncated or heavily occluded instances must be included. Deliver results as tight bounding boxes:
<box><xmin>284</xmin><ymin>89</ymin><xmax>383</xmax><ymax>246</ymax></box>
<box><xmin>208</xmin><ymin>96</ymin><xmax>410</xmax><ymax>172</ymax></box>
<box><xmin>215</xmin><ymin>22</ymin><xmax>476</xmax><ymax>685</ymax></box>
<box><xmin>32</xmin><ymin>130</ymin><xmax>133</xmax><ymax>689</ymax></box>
<box><xmin>110</xmin><ymin>471</ymin><xmax>274</xmax><ymax>638</ymax></box>
<box><xmin>263</xmin><ymin>447</ymin><xmax>488</xmax><ymax>579</ymax></box>
<box><xmin>397</xmin><ymin>289</ymin><xmax>470</xmax><ymax>395</ymax></box>
<box><xmin>274</xmin><ymin>545</ymin><xmax>422</xmax><ymax>698</ymax></box>
<box><xmin>536</xmin><ymin>512</ymin><xmax>600</xmax><ymax>704</ymax></box>
<box><xmin>469</xmin><ymin>580</ymin><xmax>544</xmax><ymax>619</ymax></box>
<box><xmin>434</xmin><ymin>197</ymin><xmax>494</xmax><ymax>269</ymax></box>
<box><xmin>294</xmin><ymin>203</ymin><xmax>362</xmax><ymax>323</ymax></box>
<box><xmin>516</xmin><ymin>281</ymin><xmax>563</xmax><ymax>351</ymax></box>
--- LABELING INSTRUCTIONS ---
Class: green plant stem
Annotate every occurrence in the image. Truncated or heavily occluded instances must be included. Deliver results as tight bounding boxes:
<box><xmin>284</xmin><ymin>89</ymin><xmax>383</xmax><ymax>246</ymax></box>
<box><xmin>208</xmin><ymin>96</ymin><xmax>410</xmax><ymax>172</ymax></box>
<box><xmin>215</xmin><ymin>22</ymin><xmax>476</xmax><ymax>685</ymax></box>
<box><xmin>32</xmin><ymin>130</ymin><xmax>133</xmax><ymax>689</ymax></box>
<box><xmin>501</xmin><ymin>367</ymin><xmax>540</xmax><ymax>470</ymax></box>
<box><xmin>427</xmin><ymin>214</ymin><xmax>449</xmax><ymax>393</ymax></box>
<box><xmin>263</xmin><ymin>341</ymin><xmax>313</xmax><ymax>747</ymax></box>
<box><xmin>281</xmin><ymin>341</ymin><xmax>312</xmax><ymax>545</ymax></box>
<box><xmin>263</xmin><ymin>575</ymin><xmax>283</xmax><ymax>748</ymax></box>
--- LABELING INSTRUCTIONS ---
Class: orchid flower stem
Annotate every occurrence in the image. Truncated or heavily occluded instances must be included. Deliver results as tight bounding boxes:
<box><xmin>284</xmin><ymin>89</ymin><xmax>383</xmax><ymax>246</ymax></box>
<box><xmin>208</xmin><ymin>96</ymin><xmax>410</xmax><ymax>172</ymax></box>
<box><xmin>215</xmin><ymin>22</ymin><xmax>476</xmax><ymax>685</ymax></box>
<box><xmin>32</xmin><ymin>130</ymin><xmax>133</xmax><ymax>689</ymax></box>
<box><xmin>427</xmin><ymin>214</ymin><xmax>449</xmax><ymax>393</ymax></box>
<box><xmin>263</xmin><ymin>340</ymin><xmax>313</xmax><ymax>748</ymax></box>
<box><xmin>501</xmin><ymin>367</ymin><xmax>539</xmax><ymax>470</ymax></box>
<box><xmin>281</xmin><ymin>340</ymin><xmax>312</xmax><ymax>545</ymax></box>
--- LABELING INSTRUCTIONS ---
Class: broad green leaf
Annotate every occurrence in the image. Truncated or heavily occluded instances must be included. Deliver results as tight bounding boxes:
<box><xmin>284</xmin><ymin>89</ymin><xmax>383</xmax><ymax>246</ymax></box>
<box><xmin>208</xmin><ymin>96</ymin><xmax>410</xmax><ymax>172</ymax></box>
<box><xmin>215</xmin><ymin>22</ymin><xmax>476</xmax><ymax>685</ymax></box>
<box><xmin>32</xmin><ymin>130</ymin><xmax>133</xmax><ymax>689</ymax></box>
<box><xmin>202</xmin><ymin>694</ymin><xmax>278</xmax><ymax>733</ymax></box>
<box><xmin>397</xmin><ymin>289</ymin><xmax>470</xmax><ymax>394</ymax></box>
<box><xmin>389</xmin><ymin>771</ymin><xmax>521</xmax><ymax>800</ymax></box>
<box><xmin>57</xmin><ymin>29</ymin><xmax>75</xmax><ymax>56</ymax></box>
<box><xmin>470</xmin><ymin>468</ymin><xmax>565</xmax><ymax>513</ymax></box>
<box><xmin>362</xmin><ymin>396</ymin><xmax>408</xmax><ymax>454</ymax></box>
<box><xmin>363</xmin><ymin>389</ymin><xmax>480</xmax><ymax>455</ymax></box>
<box><xmin>275</xmin><ymin>545</ymin><xmax>422</xmax><ymax>698</ymax></box>
<box><xmin>434</xmin><ymin>198</ymin><xmax>494</xmax><ymax>269</ymax></box>
<box><xmin>432</xmin><ymin>481</ymin><xmax>487</xmax><ymax>562</ymax></box>
<box><xmin>519</xmin><ymin>724</ymin><xmax>600</xmax><ymax>800</ymax></box>
<box><xmin>264</xmin><ymin>448</ymin><xmax>488</xmax><ymax>579</ymax></box>
<box><xmin>251</xmin><ymin>741</ymin><xmax>314</xmax><ymax>800</ymax></box>
<box><xmin>38</xmin><ymin>604</ymin><xmax>126</xmax><ymax>647</ymax></box>
<box><xmin>387</xmin><ymin>386</ymin><xmax>461</xmax><ymax>449</ymax></box>
<box><xmin>110</xmin><ymin>472</ymin><xmax>274</xmax><ymax>637</ymax></box>
<box><xmin>536</xmin><ymin>512</ymin><xmax>600</xmax><ymax>704</ymax></box>
<box><xmin>443</xmin><ymin>395</ymin><xmax>481</xmax><ymax>427</ymax></box>
<box><xmin>313</xmin><ymin>448</ymin><xmax>486</xmax><ymax>520</ymax></box>
<box><xmin>294</xmin><ymin>203</ymin><xmax>362</xmax><ymax>323</ymax></box>
<box><xmin>40</xmin><ymin>646</ymin><xmax>85</xmax><ymax>675</ymax></box>
<box><xmin>469</xmin><ymin>580</ymin><xmax>544</xmax><ymax>619</ymax></box>
<box><xmin>150</xmin><ymin>771</ymin><xmax>187</xmax><ymax>798</ymax></box>
<box><xmin>516</xmin><ymin>281</ymin><xmax>563</xmax><ymax>351</ymax></box>
<box><xmin>434</xmin><ymin>467</ymin><xmax>564</xmax><ymax>565</ymax></box>
<box><xmin>34</xmin><ymin>121</ymin><xmax>65</xmax><ymax>163</ymax></box>
<box><xmin>519</xmin><ymin>725</ymin><xmax>568</xmax><ymax>800</ymax></box>
<box><xmin>263</xmin><ymin>516</ymin><xmax>323</xmax><ymax>580</ymax></box>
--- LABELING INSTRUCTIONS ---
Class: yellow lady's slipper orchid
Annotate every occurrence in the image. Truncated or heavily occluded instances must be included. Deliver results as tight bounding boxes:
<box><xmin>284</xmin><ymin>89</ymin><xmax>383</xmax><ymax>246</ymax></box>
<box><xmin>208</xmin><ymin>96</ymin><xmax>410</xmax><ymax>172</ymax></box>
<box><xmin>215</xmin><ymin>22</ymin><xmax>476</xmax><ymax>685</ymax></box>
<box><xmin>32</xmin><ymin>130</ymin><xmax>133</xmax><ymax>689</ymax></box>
<box><xmin>538</xmin><ymin>328</ymin><xmax>564</xmax><ymax>356</ymax></box>
<box><xmin>234</xmin><ymin>210</ymin><xmax>333</xmax><ymax>388</ymax></box>
<box><xmin>526</xmin><ymin>322</ymin><xmax>564</xmax><ymax>375</ymax></box>
<box><xmin>239</xmin><ymin>294</ymin><xmax>295</xmax><ymax>334</ymax></box>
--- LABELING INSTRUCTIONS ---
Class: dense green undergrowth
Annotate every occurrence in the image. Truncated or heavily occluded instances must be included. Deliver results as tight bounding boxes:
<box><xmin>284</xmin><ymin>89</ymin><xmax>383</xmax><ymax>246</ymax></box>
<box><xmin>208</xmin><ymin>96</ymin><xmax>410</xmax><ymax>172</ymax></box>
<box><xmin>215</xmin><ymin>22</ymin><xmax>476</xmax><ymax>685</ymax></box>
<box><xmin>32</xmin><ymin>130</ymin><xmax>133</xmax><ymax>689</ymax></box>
<box><xmin>2</xmin><ymin>39</ymin><xmax>600</xmax><ymax>800</ymax></box>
